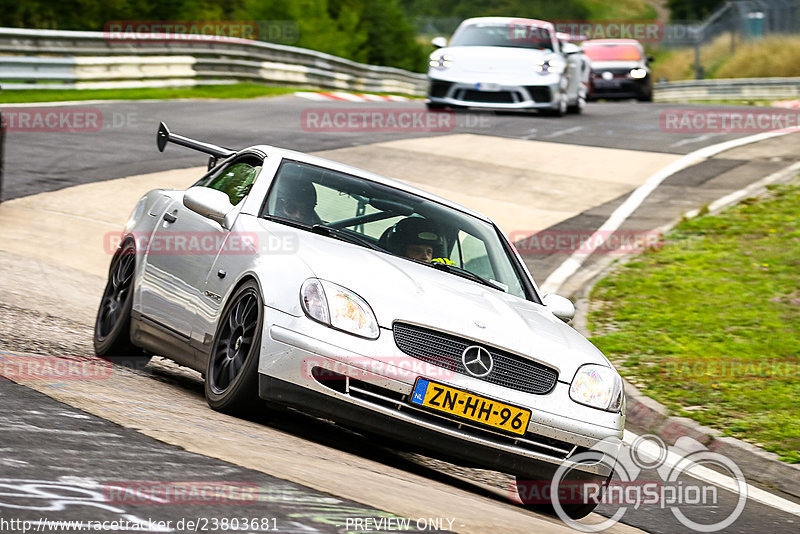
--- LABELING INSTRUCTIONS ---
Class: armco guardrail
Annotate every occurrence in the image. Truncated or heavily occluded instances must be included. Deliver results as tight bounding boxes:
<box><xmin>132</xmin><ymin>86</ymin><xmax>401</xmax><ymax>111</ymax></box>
<box><xmin>0</xmin><ymin>27</ymin><xmax>427</xmax><ymax>95</ymax></box>
<box><xmin>655</xmin><ymin>77</ymin><xmax>800</xmax><ymax>102</ymax></box>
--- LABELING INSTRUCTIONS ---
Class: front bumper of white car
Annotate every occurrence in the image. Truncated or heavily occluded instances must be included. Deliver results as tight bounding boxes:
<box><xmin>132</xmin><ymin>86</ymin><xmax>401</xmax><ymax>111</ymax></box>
<box><xmin>258</xmin><ymin>307</ymin><xmax>624</xmax><ymax>479</ymax></box>
<box><xmin>427</xmin><ymin>73</ymin><xmax>564</xmax><ymax>111</ymax></box>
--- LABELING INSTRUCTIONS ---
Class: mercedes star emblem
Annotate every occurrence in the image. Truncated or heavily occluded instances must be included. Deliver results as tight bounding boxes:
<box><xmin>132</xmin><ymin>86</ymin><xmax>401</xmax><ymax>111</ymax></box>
<box><xmin>461</xmin><ymin>345</ymin><xmax>493</xmax><ymax>377</ymax></box>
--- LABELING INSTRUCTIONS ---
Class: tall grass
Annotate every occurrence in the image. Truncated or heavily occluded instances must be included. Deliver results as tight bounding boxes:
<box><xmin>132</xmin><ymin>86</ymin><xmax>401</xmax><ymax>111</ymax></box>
<box><xmin>651</xmin><ymin>33</ymin><xmax>800</xmax><ymax>81</ymax></box>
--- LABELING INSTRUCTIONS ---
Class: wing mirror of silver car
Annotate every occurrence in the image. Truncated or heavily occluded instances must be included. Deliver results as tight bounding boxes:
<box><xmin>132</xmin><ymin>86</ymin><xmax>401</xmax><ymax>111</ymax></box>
<box><xmin>432</xmin><ymin>36</ymin><xmax>447</xmax><ymax>48</ymax></box>
<box><xmin>542</xmin><ymin>293</ymin><xmax>575</xmax><ymax>323</ymax></box>
<box><xmin>183</xmin><ymin>186</ymin><xmax>235</xmax><ymax>229</ymax></box>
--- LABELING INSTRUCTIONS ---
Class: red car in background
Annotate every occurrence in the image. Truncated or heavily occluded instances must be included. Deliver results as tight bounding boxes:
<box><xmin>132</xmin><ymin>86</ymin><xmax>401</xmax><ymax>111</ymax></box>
<box><xmin>582</xmin><ymin>39</ymin><xmax>653</xmax><ymax>102</ymax></box>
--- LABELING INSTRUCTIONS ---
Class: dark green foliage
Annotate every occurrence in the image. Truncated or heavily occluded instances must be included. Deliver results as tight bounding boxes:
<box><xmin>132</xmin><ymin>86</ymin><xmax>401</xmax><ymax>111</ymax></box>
<box><xmin>0</xmin><ymin>0</ymin><xmax>426</xmax><ymax>71</ymax></box>
<box><xmin>666</xmin><ymin>0</ymin><xmax>725</xmax><ymax>21</ymax></box>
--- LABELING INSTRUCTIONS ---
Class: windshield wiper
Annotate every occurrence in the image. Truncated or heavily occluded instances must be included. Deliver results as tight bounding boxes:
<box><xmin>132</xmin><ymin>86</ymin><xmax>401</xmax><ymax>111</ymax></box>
<box><xmin>311</xmin><ymin>224</ymin><xmax>388</xmax><ymax>253</ymax></box>
<box><xmin>262</xmin><ymin>214</ymin><xmax>312</xmax><ymax>230</ymax></box>
<box><xmin>426</xmin><ymin>262</ymin><xmax>507</xmax><ymax>292</ymax></box>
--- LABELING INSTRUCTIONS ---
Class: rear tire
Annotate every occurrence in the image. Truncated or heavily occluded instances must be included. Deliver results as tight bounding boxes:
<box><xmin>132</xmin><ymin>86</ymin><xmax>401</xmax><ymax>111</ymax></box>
<box><xmin>205</xmin><ymin>280</ymin><xmax>264</xmax><ymax>415</ymax></box>
<box><xmin>94</xmin><ymin>241</ymin><xmax>150</xmax><ymax>367</ymax></box>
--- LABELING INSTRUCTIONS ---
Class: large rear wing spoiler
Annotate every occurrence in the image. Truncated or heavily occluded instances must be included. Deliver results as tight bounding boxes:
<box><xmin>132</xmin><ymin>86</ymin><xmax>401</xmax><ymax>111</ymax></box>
<box><xmin>156</xmin><ymin>122</ymin><xmax>236</xmax><ymax>168</ymax></box>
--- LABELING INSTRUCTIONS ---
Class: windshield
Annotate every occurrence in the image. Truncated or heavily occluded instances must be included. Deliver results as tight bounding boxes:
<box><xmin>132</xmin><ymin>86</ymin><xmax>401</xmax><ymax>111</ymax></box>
<box><xmin>582</xmin><ymin>43</ymin><xmax>642</xmax><ymax>61</ymax></box>
<box><xmin>449</xmin><ymin>22</ymin><xmax>553</xmax><ymax>51</ymax></box>
<box><xmin>263</xmin><ymin>160</ymin><xmax>531</xmax><ymax>300</ymax></box>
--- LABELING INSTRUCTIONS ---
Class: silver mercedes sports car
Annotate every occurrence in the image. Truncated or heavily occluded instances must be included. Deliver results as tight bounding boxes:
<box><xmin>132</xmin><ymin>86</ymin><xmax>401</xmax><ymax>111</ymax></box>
<box><xmin>94</xmin><ymin>123</ymin><xmax>623</xmax><ymax>518</ymax></box>
<box><xmin>427</xmin><ymin>17</ymin><xmax>589</xmax><ymax>116</ymax></box>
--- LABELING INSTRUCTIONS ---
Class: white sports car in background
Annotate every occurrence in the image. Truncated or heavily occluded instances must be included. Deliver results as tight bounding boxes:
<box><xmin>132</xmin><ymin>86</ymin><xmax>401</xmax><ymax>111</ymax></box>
<box><xmin>94</xmin><ymin>123</ymin><xmax>624</xmax><ymax>518</ymax></box>
<box><xmin>427</xmin><ymin>17</ymin><xmax>589</xmax><ymax>116</ymax></box>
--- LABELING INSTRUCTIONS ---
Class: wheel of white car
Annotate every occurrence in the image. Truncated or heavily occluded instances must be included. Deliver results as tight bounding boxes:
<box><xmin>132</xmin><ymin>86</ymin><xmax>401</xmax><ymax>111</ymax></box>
<box><xmin>205</xmin><ymin>279</ymin><xmax>264</xmax><ymax>414</ymax></box>
<box><xmin>567</xmin><ymin>95</ymin><xmax>586</xmax><ymax>114</ymax></box>
<box><xmin>94</xmin><ymin>240</ymin><xmax>151</xmax><ymax>367</ymax></box>
<box><xmin>514</xmin><ymin>469</ymin><xmax>611</xmax><ymax>520</ymax></box>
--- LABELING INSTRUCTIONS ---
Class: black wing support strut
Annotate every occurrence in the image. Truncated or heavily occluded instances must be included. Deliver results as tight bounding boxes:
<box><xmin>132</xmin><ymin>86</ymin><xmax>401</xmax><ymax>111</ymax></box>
<box><xmin>156</xmin><ymin>122</ymin><xmax>236</xmax><ymax>160</ymax></box>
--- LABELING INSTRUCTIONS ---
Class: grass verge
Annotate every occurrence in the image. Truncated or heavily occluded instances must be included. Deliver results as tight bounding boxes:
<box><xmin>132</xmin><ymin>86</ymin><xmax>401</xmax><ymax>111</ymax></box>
<box><xmin>0</xmin><ymin>84</ymin><xmax>302</xmax><ymax>104</ymax></box>
<box><xmin>588</xmin><ymin>183</ymin><xmax>800</xmax><ymax>463</ymax></box>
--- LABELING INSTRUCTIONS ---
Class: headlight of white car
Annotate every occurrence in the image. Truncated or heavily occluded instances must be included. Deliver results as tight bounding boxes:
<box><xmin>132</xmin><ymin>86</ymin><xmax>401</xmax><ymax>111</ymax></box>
<box><xmin>569</xmin><ymin>364</ymin><xmax>624</xmax><ymax>412</ymax></box>
<box><xmin>534</xmin><ymin>56</ymin><xmax>566</xmax><ymax>74</ymax></box>
<box><xmin>630</xmin><ymin>68</ymin><xmax>648</xmax><ymax>79</ymax></box>
<box><xmin>300</xmin><ymin>279</ymin><xmax>379</xmax><ymax>339</ymax></box>
<box><xmin>429</xmin><ymin>53</ymin><xmax>453</xmax><ymax>70</ymax></box>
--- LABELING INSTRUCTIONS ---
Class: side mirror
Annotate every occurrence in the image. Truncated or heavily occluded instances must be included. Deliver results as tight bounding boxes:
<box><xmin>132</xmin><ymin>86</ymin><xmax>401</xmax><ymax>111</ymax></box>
<box><xmin>543</xmin><ymin>293</ymin><xmax>575</xmax><ymax>323</ymax></box>
<box><xmin>647</xmin><ymin>55</ymin><xmax>655</xmax><ymax>63</ymax></box>
<box><xmin>183</xmin><ymin>186</ymin><xmax>235</xmax><ymax>229</ymax></box>
<box><xmin>432</xmin><ymin>36</ymin><xmax>447</xmax><ymax>48</ymax></box>
<box><xmin>562</xmin><ymin>42</ymin><xmax>580</xmax><ymax>55</ymax></box>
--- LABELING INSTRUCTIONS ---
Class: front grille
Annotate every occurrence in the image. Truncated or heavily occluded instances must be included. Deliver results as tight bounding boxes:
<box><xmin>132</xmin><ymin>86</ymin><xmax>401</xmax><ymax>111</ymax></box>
<box><xmin>429</xmin><ymin>80</ymin><xmax>453</xmax><ymax>98</ymax></box>
<box><xmin>392</xmin><ymin>323</ymin><xmax>558</xmax><ymax>395</ymax></box>
<box><xmin>524</xmin><ymin>86</ymin><xmax>551</xmax><ymax>103</ymax></box>
<box><xmin>310</xmin><ymin>367</ymin><xmax>579</xmax><ymax>460</ymax></box>
<box><xmin>458</xmin><ymin>89</ymin><xmax>516</xmax><ymax>103</ymax></box>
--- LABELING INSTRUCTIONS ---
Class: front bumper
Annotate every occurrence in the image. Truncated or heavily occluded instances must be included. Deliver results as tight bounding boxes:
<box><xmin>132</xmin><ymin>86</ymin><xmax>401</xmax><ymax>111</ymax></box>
<box><xmin>258</xmin><ymin>307</ymin><xmax>623</xmax><ymax>479</ymax></box>
<box><xmin>589</xmin><ymin>77</ymin><xmax>650</xmax><ymax>99</ymax></box>
<box><xmin>427</xmin><ymin>75</ymin><xmax>562</xmax><ymax>110</ymax></box>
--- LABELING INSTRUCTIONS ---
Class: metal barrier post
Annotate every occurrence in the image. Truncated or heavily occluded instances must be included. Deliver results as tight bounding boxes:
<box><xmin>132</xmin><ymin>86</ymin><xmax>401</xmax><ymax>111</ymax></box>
<box><xmin>0</xmin><ymin>84</ymin><xmax>4</xmax><ymax>204</ymax></box>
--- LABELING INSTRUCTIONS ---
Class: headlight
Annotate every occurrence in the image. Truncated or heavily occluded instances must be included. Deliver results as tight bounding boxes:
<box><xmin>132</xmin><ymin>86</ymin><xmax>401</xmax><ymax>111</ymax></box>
<box><xmin>300</xmin><ymin>279</ymin><xmax>379</xmax><ymax>339</ymax></box>
<box><xmin>569</xmin><ymin>364</ymin><xmax>624</xmax><ymax>412</ymax></box>
<box><xmin>429</xmin><ymin>53</ymin><xmax>453</xmax><ymax>70</ymax></box>
<box><xmin>534</xmin><ymin>57</ymin><xmax>565</xmax><ymax>74</ymax></box>
<box><xmin>630</xmin><ymin>68</ymin><xmax>647</xmax><ymax>79</ymax></box>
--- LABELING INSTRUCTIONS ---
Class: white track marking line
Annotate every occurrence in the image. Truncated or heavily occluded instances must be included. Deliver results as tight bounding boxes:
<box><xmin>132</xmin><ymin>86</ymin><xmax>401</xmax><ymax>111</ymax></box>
<box><xmin>623</xmin><ymin>430</ymin><xmax>800</xmax><ymax>516</ymax></box>
<box><xmin>668</xmin><ymin>133</ymin><xmax>719</xmax><ymax>148</ymax></box>
<box><xmin>539</xmin><ymin>129</ymin><xmax>797</xmax><ymax>294</ymax></box>
<box><xmin>546</xmin><ymin>126</ymin><xmax>583</xmax><ymax>139</ymax></box>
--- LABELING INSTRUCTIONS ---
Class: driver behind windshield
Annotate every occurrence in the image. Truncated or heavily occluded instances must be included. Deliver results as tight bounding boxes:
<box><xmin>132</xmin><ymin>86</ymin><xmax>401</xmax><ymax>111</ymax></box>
<box><xmin>389</xmin><ymin>217</ymin><xmax>450</xmax><ymax>263</ymax></box>
<box><xmin>275</xmin><ymin>180</ymin><xmax>321</xmax><ymax>225</ymax></box>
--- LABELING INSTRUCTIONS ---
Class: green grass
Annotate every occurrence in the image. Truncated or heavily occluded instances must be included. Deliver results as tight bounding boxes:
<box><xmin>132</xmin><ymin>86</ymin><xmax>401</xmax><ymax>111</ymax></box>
<box><xmin>588</xmin><ymin>183</ymin><xmax>800</xmax><ymax>463</ymax></box>
<box><xmin>581</xmin><ymin>0</ymin><xmax>657</xmax><ymax>20</ymax></box>
<box><xmin>651</xmin><ymin>34</ymin><xmax>800</xmax><ymax>82</ymax></box>
<box><xmin>0</xmin><ymin>84</ymin><xmax>423</xmax><ymax>104</ymax></box>
<box><xmin>0</xmin><ymin>84</ymin><xmax>305</xmax><ymax>104</ymax></box>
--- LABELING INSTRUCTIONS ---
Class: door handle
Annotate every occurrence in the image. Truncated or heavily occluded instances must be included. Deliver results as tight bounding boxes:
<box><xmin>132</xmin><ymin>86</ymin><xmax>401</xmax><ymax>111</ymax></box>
<box><xmin>163</xmin><ymin>212</ymin><xmax>177</xmax><ymax>223</ymax></box>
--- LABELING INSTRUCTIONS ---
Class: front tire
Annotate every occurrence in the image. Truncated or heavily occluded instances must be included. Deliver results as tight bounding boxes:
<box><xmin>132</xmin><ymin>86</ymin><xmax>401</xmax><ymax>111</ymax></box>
<box><xmin>205</xmin><ymin>280</ymin><xmax>264</xmax><ymax>415</ymax></box>
<box><xmin>515</xmin><ymin>472</ymin><xmax>610</xmax><ymax>519</ymax></box>
<box><xmin>567</xmin><ymin>95</ymin><xmax>586</xmax><ymax>114</ymax></box>
<box><xmin>94</xmin><ymin>241</ymin><xmax>150</xmax><ymax>366</ymax></box>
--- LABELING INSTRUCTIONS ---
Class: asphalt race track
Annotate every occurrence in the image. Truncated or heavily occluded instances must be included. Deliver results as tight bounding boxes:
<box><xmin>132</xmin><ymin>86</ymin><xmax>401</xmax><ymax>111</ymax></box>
<box><xmin>2</xmin><ymin>95</ymin><xmax>800</xmax><ymax>534</ymax></box>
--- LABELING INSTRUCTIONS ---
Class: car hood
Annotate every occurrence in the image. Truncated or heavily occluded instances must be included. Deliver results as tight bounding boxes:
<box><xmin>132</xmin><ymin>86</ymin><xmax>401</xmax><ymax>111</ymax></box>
<box><xmin>295</xmin><ymin>230</ymin><xmax>611</xmax><ymax>379</ymax></box>
<box><xmin>436</xmin><ymin>45</ymin><xmax>554</xmax><ymax>79</ymax></box>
